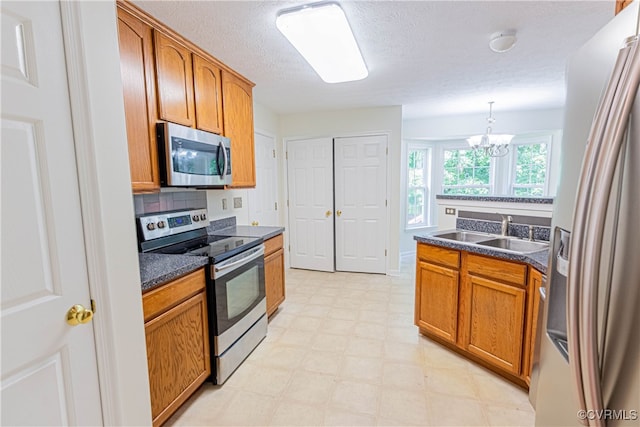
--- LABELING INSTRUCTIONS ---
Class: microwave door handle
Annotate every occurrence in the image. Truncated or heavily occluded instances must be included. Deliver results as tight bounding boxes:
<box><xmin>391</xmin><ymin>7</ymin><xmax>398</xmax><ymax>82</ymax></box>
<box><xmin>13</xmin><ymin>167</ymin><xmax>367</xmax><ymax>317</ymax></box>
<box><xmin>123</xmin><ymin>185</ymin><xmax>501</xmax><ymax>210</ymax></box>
<box><xmin>221</xmin><ymin>141</ymin><xmax>229</xmax><ymax>177</ymax></box>
<box><xmin>216</xmin><ymin>142</ymin><xmax>224</xmax><ymax>177</ymax></box>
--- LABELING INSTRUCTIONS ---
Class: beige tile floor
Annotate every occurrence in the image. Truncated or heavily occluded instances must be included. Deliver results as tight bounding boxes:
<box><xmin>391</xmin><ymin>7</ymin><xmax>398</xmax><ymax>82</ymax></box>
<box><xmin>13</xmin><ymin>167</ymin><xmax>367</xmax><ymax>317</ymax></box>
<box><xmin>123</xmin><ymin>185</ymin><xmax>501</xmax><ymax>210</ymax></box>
<box><xmin>165</xmin><ymin>258</ymin><xmax>535</xmax><ymax>426</ymax></box>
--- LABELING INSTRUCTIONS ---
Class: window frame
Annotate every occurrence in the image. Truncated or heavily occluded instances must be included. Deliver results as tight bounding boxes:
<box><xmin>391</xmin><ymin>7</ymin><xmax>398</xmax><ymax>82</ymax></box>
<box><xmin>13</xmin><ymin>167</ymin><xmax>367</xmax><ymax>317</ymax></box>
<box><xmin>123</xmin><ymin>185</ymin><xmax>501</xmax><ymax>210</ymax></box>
<box><xmin>406</xmin><ymin>145</ymin><xmax>431</xmax><ymax>229</ymax></box>
<box><xmin>508</xmin><ymin>135</ymin><xmax>552</xmax><ymax>197</ymax></box>
<box><xmin>440</xmin><ymin>142</ymin><xmax>495</xmax><ymax>196</ymax></box>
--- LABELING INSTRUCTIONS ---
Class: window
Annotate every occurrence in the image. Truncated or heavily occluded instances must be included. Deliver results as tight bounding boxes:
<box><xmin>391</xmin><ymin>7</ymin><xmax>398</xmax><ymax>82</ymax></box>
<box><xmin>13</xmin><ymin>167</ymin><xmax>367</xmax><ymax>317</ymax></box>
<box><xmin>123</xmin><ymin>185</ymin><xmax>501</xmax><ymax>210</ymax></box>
<box><xmin>407</xmin><ymin>147</ymin><xmax>430</xmax><ymax>227</ymax></box>
<box><xmin>511</xmin><ymin>139</ymin><xmax>550</xmax><ymax>196</ymax></box>
<box><xmin>442</xmin><ymin>148</ymin><xmax>491</xmax><ymax>195</ymax></box>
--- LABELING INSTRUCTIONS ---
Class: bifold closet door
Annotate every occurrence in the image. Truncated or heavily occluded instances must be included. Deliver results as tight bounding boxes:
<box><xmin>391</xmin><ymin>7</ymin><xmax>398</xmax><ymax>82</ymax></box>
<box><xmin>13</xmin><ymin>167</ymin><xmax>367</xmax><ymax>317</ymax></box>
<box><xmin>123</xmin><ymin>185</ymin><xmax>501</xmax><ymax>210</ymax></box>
<box><xmin>334</xmin><ymin>135</ymin><xmax>388</xmax><ymax>274</ymax></box>
<box><xmin>286</xmin><ymin>138</ymin><xmax>334</xmax><ymax>272</ymax></box>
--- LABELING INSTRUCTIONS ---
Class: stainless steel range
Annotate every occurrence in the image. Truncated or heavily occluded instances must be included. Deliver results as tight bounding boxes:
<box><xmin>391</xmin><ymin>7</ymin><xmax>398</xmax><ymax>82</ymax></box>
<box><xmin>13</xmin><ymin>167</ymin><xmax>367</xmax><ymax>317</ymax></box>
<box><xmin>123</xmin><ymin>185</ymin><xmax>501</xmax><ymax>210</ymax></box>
<box><xmin>138</xmin><ymin>208</ymin><xmax>267</xmax><ymax>384</ymax></box>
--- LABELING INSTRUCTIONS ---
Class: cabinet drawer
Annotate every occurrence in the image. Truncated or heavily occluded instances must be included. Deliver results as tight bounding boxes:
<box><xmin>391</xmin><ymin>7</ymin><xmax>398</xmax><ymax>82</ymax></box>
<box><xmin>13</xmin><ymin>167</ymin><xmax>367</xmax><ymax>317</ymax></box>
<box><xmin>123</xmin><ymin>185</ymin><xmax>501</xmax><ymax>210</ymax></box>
<box><xmin>417</xmin><ymin>243</ymin><xmax>460</xmax><ymax>269</ymax></box>
<box><xmin>143</xmin><ymin>268</ymin><xmax>206</xmax><ymax>322</ymax></box>
<box><xmin>466</xmin><ymin>253</ymin><xmax>526</xmax><ymax>286</ymax></box>
<box><xmin>264</xmin><ymin>233</ymin><xmax>283</xmax><ymax>256</ymax></box>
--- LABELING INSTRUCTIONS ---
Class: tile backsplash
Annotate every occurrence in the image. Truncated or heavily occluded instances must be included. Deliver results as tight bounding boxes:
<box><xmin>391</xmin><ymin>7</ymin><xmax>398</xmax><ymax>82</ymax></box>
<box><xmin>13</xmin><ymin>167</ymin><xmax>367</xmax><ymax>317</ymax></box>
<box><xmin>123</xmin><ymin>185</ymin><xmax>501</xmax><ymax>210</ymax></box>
<box><xmin>133</xmin><ymin>190</ymin><xmax>207</xmax><ymax>215</ymax></box>
<box><xmin>456</xmin><ymin>211</ymin><xmax>551</xmax><ymax>241</ymax></box>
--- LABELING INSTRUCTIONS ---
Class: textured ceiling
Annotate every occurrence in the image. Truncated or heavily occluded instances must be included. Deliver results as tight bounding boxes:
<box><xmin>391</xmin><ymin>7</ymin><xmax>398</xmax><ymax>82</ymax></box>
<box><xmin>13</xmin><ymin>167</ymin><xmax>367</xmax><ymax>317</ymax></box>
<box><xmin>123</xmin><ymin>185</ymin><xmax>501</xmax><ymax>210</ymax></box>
<box><xmin>132</xmin><ymin>1</ymin><xmax>613</xmax><ymax>119</ymax></box>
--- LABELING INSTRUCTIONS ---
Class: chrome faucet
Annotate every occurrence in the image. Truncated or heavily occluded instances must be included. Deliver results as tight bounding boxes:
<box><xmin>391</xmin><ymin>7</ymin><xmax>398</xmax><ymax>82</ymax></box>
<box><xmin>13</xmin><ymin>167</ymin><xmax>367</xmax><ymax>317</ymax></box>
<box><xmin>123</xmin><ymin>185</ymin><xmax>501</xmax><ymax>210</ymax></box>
<box><xmin>501</xmin><ymin>215</ymin><xmax>512</xmax><ymax>236</ymax></box>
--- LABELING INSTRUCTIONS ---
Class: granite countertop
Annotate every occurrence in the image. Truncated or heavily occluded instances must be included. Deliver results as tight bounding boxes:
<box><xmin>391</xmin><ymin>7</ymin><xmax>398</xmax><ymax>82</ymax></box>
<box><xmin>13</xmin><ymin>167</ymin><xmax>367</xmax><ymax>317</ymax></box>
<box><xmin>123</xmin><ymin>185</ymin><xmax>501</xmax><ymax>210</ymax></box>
<box><xmin>139</xmin><ymin>253</ymin><xmax>209</xmax><ymax>292</ymax></box>
<box><xmin>436</xmin><ymin>194</ymin><xmax>554</xmax><ymax>204</ymax></box>
<box><xmin>414</xmin><ymin>233</ymin><xmax>549</xmax><ymax>274</ymax></box>
<box><xmin>212</xmin><ymin>225</ymin><xmax>285</xmax><ymax>241</ymax></box>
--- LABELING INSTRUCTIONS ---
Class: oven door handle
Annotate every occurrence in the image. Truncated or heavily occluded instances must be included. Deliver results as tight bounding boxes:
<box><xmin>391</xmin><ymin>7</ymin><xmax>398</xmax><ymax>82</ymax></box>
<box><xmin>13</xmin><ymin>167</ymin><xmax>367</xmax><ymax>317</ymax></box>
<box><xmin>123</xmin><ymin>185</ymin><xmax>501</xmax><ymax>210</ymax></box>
<box><xmin>214</xmin><ymin>246</ymin><xmax>264</xmax><ymax>273</ymax></box>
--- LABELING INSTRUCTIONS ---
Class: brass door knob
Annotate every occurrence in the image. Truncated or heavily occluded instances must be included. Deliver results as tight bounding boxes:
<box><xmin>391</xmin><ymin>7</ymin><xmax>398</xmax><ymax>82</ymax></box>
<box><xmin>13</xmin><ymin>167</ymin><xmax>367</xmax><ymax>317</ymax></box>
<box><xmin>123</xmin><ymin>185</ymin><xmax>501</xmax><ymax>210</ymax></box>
<box><xmin>336</xmin><ymin>210</ymin><xmax>342</xmax><ymax>217</ymax></box>
<box><xmin>66</xmin><ymin>304</ymin><xmax>94</xmax><ymax>326</ymax></box>
<box><xmin>325</xmin><ymin>210</ymin><xmax>331</xmax><ymax>217</ymax></box>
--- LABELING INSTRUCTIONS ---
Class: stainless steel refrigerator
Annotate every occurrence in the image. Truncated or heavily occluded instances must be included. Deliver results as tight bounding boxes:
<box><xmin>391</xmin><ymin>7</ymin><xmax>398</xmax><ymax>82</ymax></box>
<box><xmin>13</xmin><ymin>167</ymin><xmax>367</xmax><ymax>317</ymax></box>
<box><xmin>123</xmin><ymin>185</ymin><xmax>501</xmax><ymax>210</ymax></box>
<box><xmin>531</xmin><ymin>3</ymin><xmax>640</xmax><ymax>426</ymax></box>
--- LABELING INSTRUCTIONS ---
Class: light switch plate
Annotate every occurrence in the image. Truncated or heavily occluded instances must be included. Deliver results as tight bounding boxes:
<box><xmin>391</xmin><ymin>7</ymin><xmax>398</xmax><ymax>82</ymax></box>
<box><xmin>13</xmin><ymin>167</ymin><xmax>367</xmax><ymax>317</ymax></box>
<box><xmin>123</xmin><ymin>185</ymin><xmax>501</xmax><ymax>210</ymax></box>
<box><xmin>222</xmin><ymin>198</ymin><xmax>228</xmax><ymax>210</ymax></box>
<box><xmin>233</xmin><ymin>197</ymin><xmax>242</xmax><ymax>209</ymax></box>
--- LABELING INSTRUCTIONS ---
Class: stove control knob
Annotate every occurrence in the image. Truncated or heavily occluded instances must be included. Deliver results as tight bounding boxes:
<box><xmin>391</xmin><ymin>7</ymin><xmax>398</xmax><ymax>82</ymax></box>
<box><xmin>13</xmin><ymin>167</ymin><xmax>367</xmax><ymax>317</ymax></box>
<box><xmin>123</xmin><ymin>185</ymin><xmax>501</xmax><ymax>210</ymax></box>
<box><xmin>157</xmin><ymin>221</ymin><xmax>166</xmax><ymax>229</ymax></box>
<box><xmin>192</xmin><ymin>215</ymin><xmax>200</xmax><ymax>222</ymax></box>
<box><xmin>200</xmin><ymin>213</ymin><xmax>207</xmax><ymax>221</ymax></box>
<box><xmin>146</xmin><ymin>222</ymin><xmax>156</xmax><ymax>231</ymax></box>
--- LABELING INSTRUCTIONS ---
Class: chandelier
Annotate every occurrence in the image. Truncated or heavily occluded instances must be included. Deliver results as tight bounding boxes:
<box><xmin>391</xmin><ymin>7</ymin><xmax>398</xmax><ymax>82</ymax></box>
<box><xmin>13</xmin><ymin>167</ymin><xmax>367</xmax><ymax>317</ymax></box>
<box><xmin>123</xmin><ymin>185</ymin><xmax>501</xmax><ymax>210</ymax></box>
<box><xmin>467</xmin><ymin>101</ymin><xmax>514</xmax><ymax>157</ymax></box>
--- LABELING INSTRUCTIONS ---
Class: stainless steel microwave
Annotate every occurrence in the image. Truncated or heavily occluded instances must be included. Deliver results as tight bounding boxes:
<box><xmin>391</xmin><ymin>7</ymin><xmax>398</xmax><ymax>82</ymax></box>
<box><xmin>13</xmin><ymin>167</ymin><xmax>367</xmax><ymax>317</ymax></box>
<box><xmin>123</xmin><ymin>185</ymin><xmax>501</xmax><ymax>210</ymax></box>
<box><xmin>157</xmin><ymin>122</ymin><xmax>232</xmax><ymax>188</ymax></box>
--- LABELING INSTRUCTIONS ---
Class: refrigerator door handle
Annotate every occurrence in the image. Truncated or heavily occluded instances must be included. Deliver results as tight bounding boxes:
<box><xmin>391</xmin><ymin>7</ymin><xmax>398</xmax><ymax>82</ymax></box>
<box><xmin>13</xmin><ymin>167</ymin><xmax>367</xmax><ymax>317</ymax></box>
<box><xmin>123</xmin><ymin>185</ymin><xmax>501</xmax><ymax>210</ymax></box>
<box><xmin>568</xmin><ymin>59</ymin><xmax>618</xmax><ymax>427</ymax></box>
<box><xmin>571</xmin><ymin>35</ymin><xmax>640</xmax><ymax>427</ymax></box>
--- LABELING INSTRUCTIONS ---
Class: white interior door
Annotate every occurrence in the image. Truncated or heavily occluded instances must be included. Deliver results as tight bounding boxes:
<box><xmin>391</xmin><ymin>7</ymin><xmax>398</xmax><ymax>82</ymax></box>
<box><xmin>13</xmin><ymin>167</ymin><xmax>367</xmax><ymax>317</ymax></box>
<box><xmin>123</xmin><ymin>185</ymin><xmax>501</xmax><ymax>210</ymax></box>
<box><xmin>334</xmin><ymin>135</ymin><xmax>388</xmax><ymax>274</ymax></box>
<box><xmin>287</xmin><ymin>138</ymin><xmax>334</xmax><ymax>272</ymax></box>
<box><xmin>247</xmin><ymin>132</ymin><xmax>278</xmax><ymax>226</ymax></box>
<box><xmin>1</xmin><ymin>2</ymin><xmax>103</xmax><ymax>425</ymax></box>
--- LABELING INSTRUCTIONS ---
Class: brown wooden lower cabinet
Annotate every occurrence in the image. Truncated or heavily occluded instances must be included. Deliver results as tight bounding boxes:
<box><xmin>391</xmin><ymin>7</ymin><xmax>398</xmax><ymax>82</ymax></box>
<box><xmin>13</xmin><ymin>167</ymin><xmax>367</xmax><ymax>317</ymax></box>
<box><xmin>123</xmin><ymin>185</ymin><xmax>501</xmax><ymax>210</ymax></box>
<box><xmin>523</xmin><ymin>267</ymin><xmax>543</xmax><ymax>384</ymax></box>
<box><xmin>264</xmin><ymin>233</ymin><xmax>285</xmax><ymax>316</ymax></box>
<box><xmin>415</xmin><ymin>242</ymin><xmax>543</xmax><ymax>386</ymax></box>
<box><xmin>142</xmin><ymin>268</ymin><xmax>210</xmax><ymax>427</ymax></box>
<box><xmin>462</xmin><ymin>273</ymin><xmax>526</xmax><ymax>375</ymax></box>
<box><xmin>415</xmin><ymin>260</ymin><xmax>459</xmax><ymax>344</ymax></box>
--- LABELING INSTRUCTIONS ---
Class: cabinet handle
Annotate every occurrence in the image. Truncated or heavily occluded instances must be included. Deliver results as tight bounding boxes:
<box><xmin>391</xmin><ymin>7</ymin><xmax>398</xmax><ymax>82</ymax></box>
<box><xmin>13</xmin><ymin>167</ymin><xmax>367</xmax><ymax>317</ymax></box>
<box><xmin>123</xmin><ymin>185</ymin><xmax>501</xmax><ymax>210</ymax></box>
<box><xmin>325</xmin><ymin>210</ymin><xmax>331</xmax><ymax>217</ymax></box>
<box><xmin>336</xmin><ymin>210</ymin><xmax>342</xmax><ymax>217</ymax></box>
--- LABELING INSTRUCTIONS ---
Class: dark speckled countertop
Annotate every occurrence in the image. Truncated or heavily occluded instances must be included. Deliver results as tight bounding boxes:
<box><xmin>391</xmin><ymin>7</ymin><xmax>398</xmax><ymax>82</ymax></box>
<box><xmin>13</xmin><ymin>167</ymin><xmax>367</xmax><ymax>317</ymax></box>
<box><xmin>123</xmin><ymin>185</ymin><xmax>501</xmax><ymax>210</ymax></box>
<box><xmin>435</xmin><ymin>194</ymin><xmax>554</xmax><ymax>204</ymax></box>
<box><xmin>414</xmin><ymin>233</ymin><xmax>549</xmax><ymax>274</ymax></box>
<box><xmin>139</xmin><ymin>253</ymin><xmax>209</xmax><ymax>292</ymax></box>
<box><xmin>212</xmin><ymin>225</ymin><xmax>285</xmax><ymax>241</ymax></box>
<box><xmin>137</xmin><ymin>222</ymin><xmax>284</xmax><ymax>292</ymax></box>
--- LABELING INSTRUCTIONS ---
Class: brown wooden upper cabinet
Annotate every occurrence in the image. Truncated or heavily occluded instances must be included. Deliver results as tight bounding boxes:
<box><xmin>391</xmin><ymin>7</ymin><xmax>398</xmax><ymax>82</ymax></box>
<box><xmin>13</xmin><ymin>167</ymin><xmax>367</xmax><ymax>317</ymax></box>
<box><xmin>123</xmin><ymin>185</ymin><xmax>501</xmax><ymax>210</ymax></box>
<box><xmin>117</xmin><ymin>1</ymin><xmax>255</xmax><ymax>191</ymax></box>
<box><xmin>193</xmin><ymin>54</ymin><xmax>224</xmax><ymax>135</ymax></box>
<box><xmin>615</xmin><ymin>0</ymin><xmax>633</xmax><ymax>15</ymax></box>
<box><xmin>116</xmin><ymin>7</ymin><xmax>160</xmax><ymax>193</ymax></box>
<box><xmin>222</xmin><ymin>71</ymin><xmax>256</xmax><ymax>187</ymax></box>
<box><xmin>154</xmin><ymin>31</ymin><xmax>196</xmax><ymax>128</ymax></box>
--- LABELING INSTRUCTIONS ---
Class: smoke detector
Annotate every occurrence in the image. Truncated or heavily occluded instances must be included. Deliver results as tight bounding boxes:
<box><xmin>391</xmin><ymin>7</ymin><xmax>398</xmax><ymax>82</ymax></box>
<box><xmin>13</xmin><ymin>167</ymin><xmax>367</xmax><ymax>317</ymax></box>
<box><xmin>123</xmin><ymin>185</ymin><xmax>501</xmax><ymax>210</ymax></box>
<box><xmin>489</xmin><ymin>31</ymin><xmax>517</xmax><ymax>53</ymax></box>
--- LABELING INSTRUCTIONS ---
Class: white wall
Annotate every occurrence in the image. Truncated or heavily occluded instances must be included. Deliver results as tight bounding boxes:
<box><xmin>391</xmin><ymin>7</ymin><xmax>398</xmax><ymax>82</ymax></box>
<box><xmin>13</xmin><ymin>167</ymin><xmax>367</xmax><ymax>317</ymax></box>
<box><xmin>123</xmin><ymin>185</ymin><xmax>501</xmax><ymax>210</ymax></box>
<box><xmin>279</xmin><ymin>106</ymin><xmax>403</xmax><ymax>273</ymax></box>
<box><xmin>205</xmin><ymin>101</ymin><xmax>281</xmax><ymax>225</ymax></box>
<box><xmin>403</xmin><ymin>108</ymin><xmax>564</xmax><ymax>139</ymax></box>
<box><xmin>68</xmin><ymin>2</ymin><xmax>151</xmax><ymax>424</ymax></box>
<box><xmin>435</xmin><ymin>199</ymin><xmax>553</xmax><ymax>230</ymax></box>
<box><xmin>400</xmin><ymin>108</ymin><xmax>564</xmax><ymax>254</ymax></box>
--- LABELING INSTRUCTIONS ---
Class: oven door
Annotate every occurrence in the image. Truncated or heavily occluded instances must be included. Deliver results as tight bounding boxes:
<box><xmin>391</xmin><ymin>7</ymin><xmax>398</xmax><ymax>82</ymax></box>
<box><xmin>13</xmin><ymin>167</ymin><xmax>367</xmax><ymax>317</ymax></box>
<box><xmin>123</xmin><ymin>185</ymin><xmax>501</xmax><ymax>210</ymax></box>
<box><xmin>210</xmin><ymin>245</ymin><xmax>265</xmax><ymax>355</ymax></box>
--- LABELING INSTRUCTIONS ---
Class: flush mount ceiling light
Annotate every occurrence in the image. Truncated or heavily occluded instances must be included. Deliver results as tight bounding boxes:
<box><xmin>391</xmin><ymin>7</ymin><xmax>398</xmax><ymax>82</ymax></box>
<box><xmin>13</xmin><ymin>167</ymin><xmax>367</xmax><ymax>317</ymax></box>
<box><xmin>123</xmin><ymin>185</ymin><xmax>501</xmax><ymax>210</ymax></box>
<box><xmin>489</xmin><ymin>30</ymin><xmax>517</xmax><ymax>53</ymax></box>
<box><xmin>276</xmin><ymin>2</ymin><xmax>368</xmax><ymax>83</ymax></box>
<box><xmin>467</xmin><ymin>102</ymin><xmax>514</xmax><ymax>157</ymax></box>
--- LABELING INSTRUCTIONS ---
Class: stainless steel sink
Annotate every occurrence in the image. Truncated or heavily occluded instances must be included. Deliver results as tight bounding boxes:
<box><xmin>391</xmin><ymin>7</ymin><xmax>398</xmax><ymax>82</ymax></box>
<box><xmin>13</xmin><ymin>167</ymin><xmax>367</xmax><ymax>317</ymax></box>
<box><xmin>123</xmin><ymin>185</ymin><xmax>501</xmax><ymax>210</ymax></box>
<box><xmin>477</xmin><ymin>238</ymin><xmax>549</xmax><ymax>253</ymax></box>
<box><xmin>433</xmin><ymin>231</ymin><xmax>493</xmax><ymax>243</ymax></box>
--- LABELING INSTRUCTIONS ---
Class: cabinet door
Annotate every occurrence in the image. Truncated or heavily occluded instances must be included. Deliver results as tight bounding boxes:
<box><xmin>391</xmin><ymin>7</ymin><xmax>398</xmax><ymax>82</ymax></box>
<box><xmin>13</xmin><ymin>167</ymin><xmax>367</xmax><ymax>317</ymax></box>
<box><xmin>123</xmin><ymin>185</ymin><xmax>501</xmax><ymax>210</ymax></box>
<box><xmin>265</xmin><ymin>248</ymin><xmax>285</xmax><ymax>317</ymax></box>
<box><xmin>154</xmin><ymin>31</ymin><xmax>195</xmax><ymax>127</ymax></box>
<box><xmin>463</xmin><ymin>274</ymin><xmax>526</xmax><ymax>375</ymax></box>
<box><xmin>145</xmin><ymin>290</ymin><xmax>210</xmax><ymax>427</ymax></box>
<box><xmin>415</xmin><ymin>261</ymin><xmax>459</xmax><ymax>344</ymax></box>
<box><xmin>116</xmin><ymin>7</ymin><xmax>160</xmax><ymax>193</ymax></box>
<box><xmin>193</xmin><ymin>54</ymin><xmax>223</xmax><ymax>134</ymax></box>
<box><xmin>523</xmin><ymin>268</ymin><xmax>543</xmax><ymax>383</ymax></box>
<box><xmin>222</xmin><ymin>71</ymin><xmax>255</xmax><ymax>187</ymax></box>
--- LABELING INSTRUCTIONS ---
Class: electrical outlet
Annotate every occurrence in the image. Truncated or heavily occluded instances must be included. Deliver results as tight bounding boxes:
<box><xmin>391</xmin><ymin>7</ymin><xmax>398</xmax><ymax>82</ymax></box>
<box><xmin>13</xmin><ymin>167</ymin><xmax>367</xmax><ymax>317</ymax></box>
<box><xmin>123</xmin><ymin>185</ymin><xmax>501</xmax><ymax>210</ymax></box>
<box><xmin>445</xmin><ymin>208</ymin><xmax>456</xmax><ymax>215</ymax></box>
<box><xmin>222</xmin><ymin>198</ymin><xmax>228</xmax><ymax>210</ymax></box>
<box><xmin>233</xmin><ymin>197</ymin><xmax>242</xmax><ymax>209</ymax></box>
